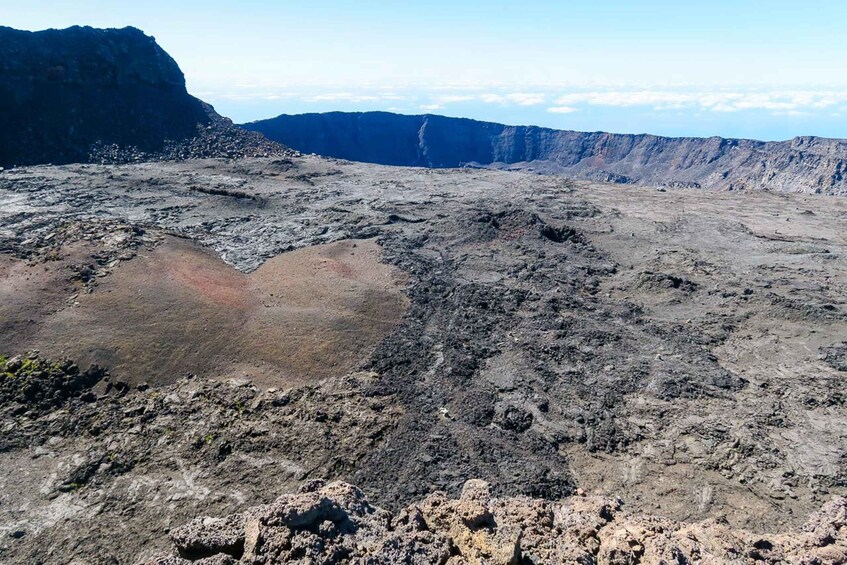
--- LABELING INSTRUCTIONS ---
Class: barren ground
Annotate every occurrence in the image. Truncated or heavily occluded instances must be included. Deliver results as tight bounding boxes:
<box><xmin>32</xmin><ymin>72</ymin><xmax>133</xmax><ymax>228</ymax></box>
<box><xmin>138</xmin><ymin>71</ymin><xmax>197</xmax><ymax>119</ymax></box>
<box><xmin>2</xmin><ymin>235</ymin><xmax>406</xmax><ymax>388</ymax></box>
<box><xmin>0</xmin><ymin>156</ymin><xmax>846</xmax><ymax>563</ymax></box>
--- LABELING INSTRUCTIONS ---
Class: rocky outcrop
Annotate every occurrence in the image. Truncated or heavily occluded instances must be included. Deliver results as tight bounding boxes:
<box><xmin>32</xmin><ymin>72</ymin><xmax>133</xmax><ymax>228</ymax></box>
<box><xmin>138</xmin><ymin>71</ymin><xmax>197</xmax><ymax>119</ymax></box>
<box><xmin>87</xmin><ymin>101</ymin><xmax>293</xmax><ymax>164</ymax></box>
<box><xmin>244</xmin><ymin>111</ymin><xmax>847</xmax><ymax>194</ymax></box>
<box><xmin>0</xmin><ymin>353</ymin><xmax>106</xmax><ymax>414</ymax></box>
<box><xmin>145</xmin><ymin>479</ymin><xmax>847</xmax><ymax>564</ymax></box>
<box><xmin>0</xmin><ymin>26</ymin><xmax>290</xmax><ymax>167</ymax></box>
<box><xmin>0</xmin><ymin>26</ymin><xmax>207</xmax><ymax>166</ymax></box>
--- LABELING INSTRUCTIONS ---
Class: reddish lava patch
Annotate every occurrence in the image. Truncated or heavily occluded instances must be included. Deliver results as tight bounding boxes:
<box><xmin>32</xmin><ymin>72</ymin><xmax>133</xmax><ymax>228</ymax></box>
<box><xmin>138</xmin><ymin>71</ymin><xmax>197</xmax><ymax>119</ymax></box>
<box><xmin>0</xmin><ymin>236</ymin><xmax>408</xmax><ymax>388</ymax></box>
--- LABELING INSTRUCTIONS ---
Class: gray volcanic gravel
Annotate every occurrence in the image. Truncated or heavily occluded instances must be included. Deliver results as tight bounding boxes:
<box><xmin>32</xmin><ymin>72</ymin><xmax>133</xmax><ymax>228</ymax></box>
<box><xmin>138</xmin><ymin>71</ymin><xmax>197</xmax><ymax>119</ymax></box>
<box><xmin>1</xmin><ymin>156</ymin><xmax>846</xmax><ymax>563</ymax></box>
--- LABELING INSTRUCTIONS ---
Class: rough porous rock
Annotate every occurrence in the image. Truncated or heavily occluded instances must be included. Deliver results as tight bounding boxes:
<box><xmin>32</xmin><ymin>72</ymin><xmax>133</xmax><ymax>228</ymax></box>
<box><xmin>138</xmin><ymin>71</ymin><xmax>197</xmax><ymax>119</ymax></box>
<box><xmin>822</xmin><ymin>342</ymin><xmax>847</xmax><ymax>372</ymax></box>
<box><xmin>143</xmin><ymin>479</ymin><xmax>847</xmax><ymax>564</ymax></box>
<box><xmin>0</xmin><ymin>352</ymin><xmax>106</xmax><ymax>415</ymax></box>
<box><xmin>88</xmin><ymin>102</ymin><xmax>294</xmax><ymax>164</ymax></box>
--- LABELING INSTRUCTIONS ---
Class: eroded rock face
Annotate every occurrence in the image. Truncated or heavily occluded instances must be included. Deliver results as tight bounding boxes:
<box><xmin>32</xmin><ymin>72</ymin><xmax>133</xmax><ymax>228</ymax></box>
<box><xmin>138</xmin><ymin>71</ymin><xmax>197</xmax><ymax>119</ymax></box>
<box><xmin>144</xmin><ymin>479</ymin><xmax>847</xmax><ymax>564</ymax></box>
<box><xmin>245</xmin><ymin>111</ymin><xmax>847</xmax><ymax>194</ymax></box>
<box><xmin>0</xmin><ymin>26</ymin><xmax>211</xmax><ymax>167</ymax></box>
<box><xmin>0</xmin><ymin>26</ymin><xmax>291</xmax><ymax>167</ymax></box>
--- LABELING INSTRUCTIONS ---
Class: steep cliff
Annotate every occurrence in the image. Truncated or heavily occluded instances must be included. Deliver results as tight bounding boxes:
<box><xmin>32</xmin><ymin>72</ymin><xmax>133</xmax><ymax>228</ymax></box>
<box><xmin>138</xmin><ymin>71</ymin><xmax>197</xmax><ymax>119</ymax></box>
<box><xmin>245</xmin><ymin>111</ymin><xmax>847</xmax><ymax>194</ymax></box>
<box><xmin>0</xmin><ymin>26</ymin><xmax>210</xmax><ymax>167</ymax></box>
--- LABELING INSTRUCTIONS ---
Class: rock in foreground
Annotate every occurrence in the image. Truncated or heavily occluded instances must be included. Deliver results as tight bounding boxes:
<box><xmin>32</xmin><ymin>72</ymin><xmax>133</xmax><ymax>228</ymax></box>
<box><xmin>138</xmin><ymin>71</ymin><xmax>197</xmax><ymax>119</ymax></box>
<box><xmin>145</xmin><ymin>479</ymin><xmax>847</xmax><ymax>564</ymax></box>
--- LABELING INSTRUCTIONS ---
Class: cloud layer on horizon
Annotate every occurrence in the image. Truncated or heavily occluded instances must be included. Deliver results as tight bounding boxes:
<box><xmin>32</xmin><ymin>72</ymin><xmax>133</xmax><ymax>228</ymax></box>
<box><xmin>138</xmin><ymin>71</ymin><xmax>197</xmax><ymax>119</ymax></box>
<box><xmin>192</xmin><ymin>81</ymin><xmax>847</xmax><ymax>140</ymax></box>
<box><xmin>196</xmin><ymin>84</ymin><xmax>847</xmax><ymax>119</ymax></box>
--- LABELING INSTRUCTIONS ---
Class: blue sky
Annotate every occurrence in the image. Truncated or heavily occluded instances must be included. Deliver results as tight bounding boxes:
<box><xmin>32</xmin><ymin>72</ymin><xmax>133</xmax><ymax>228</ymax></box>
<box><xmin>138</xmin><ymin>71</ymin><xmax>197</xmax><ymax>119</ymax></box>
<box><xmin>5</xmin><ymin>1</ymin><xmax>847</xmax><ymax>140</ymax></box>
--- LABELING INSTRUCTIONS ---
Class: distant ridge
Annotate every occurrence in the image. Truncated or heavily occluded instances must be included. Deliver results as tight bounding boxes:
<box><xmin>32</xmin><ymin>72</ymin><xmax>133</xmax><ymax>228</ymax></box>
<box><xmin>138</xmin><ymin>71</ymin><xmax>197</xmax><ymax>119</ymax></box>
<box><xmin>244</xmin><ymin>111</ymin><xmax>847</xmax><ymax>194</ymax></box>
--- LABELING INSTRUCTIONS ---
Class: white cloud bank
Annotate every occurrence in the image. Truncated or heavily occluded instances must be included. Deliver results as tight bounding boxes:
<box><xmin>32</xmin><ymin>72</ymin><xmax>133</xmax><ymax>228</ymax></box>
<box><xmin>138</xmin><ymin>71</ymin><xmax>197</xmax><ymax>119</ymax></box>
<box><xmin>549</xmin><ymin>90</ymin><xmax>847</xmax><ymax>114</ymax></box>
<box><xmin>198</xmin><ymin>82</ymin><xmax>847</xmax><ymax>124</ymax></box>
<box><xmin>287</xmin><ymin>88</ymin><xmax>847</xmax><ymax>117</ymax></box>
<box><xmin>547</xmin><ymin>106</ymin><xmax>577</xmax><ymax>114</ymax></box>
<box><xmin>425</xmin><ymin>92</ymin><xmax>546</xmax><ymax>106</ymax></box>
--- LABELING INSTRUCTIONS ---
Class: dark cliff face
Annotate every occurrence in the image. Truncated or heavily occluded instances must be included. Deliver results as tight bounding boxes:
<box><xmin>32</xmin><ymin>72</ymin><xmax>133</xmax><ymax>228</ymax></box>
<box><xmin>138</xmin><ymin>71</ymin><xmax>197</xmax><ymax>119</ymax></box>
<box><xmin>0</xmin><ymin>26</ymin><xmax>211</xmax><ymax>167</ymax></box>
<box><xmin>244</xmin><ymin>112</ymin><xmax>507</xmax><ymax>168</ymax></box>
<box><xmin>245</xmin><ymin>111</ymin><xmax>847</xmax><ymax>194</ymax></box>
